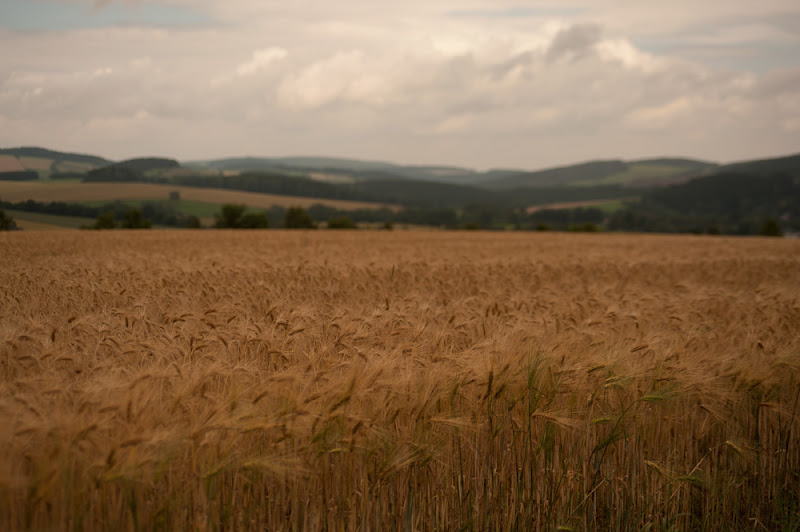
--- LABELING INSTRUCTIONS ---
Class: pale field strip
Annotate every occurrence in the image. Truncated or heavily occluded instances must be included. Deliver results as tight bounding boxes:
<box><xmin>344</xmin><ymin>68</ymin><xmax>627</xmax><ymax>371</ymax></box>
<box><xmin>0</xmin><ymin>181</ymin><xmax>397</xmax><ymax>211</ymax></box>
<box><xmin>17</xmin><ymin>156</ymin><xmax>53</xmax><ymax>172</ymax></box>
<box><xmin>0</xmin><ymin>232</ymin><xmax>798</xmax><ymax>530</ymax></box>
<box><xmin>8</xmin><ymin>218</ymin><xmax>68</xmax><ymax>231</ymax></box>
<box><xmin>526</xmin><ymin>198</ymin><xmax>623</xmax><ymax>213</ymax></box>
<box><xmin>0</xmin><ymin>155</ymin><xmax>25</xmax><ymax>173</ymax></box>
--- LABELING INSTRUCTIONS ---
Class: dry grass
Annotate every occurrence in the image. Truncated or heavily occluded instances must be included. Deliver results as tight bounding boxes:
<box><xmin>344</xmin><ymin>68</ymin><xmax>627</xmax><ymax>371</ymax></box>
<box><xmin>1</xmin><ymin>231</ymin><xmax>798</xmax><ymax>531</ymax></box>
<box><xmin>0</xmin><ymin>181</ymin><xmax>396</xmax><ymax>211</ymax></box>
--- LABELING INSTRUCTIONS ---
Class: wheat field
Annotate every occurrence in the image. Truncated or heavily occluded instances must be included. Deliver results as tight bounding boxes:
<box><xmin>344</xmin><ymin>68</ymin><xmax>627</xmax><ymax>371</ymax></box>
<box><xmin>1</xmin><ymin>231</ymin><xmax>798</xmax><ymax>531</ymax></box>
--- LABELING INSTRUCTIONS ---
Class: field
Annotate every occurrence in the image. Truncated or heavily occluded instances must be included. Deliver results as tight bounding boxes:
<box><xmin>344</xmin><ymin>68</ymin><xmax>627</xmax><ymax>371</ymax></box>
<box><xmin>526</xmin><ymin>198</ymin><xmax>633</xmax><ymax>214</ymax></box>
<box><xmin>0</xmin><ymin>181</ymin><xmax>395</xmax><ymax>212</ymax></box>
<box><xmin>0</xmin><ymin>155</ymin><xmax>25</xmax><ymax>173</ymax></box>
<box><xmin>17</xmin><ymin>157</ymin><xmax>53</xmax><ymax>173</ymax></box>
<box><xmin>1</xmin><ymin>232</ymin><xmax>798</xmax><ymax>530</ymax></box>
<box><xmin>3</xmin><ymin>209</ymin><xmax>96</xmax><ymax>231</ymax></box>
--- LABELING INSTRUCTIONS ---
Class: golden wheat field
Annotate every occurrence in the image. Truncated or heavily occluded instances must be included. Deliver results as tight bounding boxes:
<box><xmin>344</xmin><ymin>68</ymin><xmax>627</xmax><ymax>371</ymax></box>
<box><xmin>1</xmin><ymin>231</ymin><xmax>799</xmax><ymax>531</ymax></box>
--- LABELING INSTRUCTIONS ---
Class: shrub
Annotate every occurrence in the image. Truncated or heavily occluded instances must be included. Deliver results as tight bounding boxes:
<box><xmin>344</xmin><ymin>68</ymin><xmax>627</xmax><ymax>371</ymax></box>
<box><xmin>284</xmin><ymin>206</ymin><xmax>316</xmax><ymax>229</ymax></box>
<box><xmin>121</xmin><ymin>208</ymin><xmax>152</xmax><ymax>229</ymax></box>
<box><xmin>0</xmin><ymin>208</ymin><xmax>17</xmax><ymax>230</ymax></box>
<box><xmin>215</xmin><ymin>204</ymin><xmax>268</xmax><ymax>229</ymax></box>
<box><xmin>760</xmin><ymin>219</ymin><xmax>783</xmax><ymax>237</ymax></box>
<box><xmin>326</xmin><ymin>216</ymin><xmax>357</xmax><ymax>229</ymax></box>
<box><xmin>91</xmin><ymin>212</ymin><xmax>117</xmax><ymax>230</ymax></box>
<box><xmin>567</xmin><ymin>222</ymin><xmax>599</xmax><ymax>232</ymax></box>
<box><xmin>186</xmin><ymin>215</ymin><xmax>202</xmax><ymax>229</ymax></box>
<box><xmin>238</xmin><ymin>213</ymin><xmax>269</xmax><ymax>229</ymax></box>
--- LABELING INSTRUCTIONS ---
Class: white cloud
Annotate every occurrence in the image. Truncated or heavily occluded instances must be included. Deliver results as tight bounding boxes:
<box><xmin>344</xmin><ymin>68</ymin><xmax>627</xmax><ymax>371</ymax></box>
<box><xmin>624</xmin><ymin>98</ymin><xmax>693</xmax><ymax>130</ymax></box>
<box><xmin>235</xmin><ymin>47</ymin><xmax>288</xmax><ymax>77</ymax></box>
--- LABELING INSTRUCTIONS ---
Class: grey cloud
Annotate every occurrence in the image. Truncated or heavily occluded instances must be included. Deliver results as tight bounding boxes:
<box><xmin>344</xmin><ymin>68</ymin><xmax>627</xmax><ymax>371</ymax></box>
<box><xmin>546</xmin><ymin>23</ymin><xmax>604</xmax><ymax>61</ymax></box>
<box><xmin>750</xmin><ymin>67</ymin><xmax>800</xmax><ymax>98</ymax></box>
<box><xmin>488</xmin><ymin>51</ymin><xmax>536</xmax><ymax>82</ymax></box>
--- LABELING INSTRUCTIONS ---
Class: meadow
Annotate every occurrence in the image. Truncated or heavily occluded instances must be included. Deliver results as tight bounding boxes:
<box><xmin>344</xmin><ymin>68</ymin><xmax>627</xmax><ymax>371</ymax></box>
<box><xmin>1</xmin><ymin>231</ymin><xmax>798</xmax><ymax>530</ymax></box>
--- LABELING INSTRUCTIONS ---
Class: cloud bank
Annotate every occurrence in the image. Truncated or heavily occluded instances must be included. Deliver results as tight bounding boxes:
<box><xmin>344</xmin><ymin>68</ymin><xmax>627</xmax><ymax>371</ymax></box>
<box><xmin>0</xmin><ymin>0</ymin><xmax>798</xmax><ymax>168</ymax></box>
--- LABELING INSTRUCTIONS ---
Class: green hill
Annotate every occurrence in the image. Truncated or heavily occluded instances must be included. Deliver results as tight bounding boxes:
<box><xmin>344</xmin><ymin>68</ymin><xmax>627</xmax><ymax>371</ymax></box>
<box><xmin>718</xmin><ymin>153</ymin><xmax>800</xmax><ymax>177</ymax></box>
<box><xmin>0</xmin><ymin>147</ymin><xmax>111</xmax><ymax>167</ymax></box>
<box><xmin>85</xmin><ymin>158</ymin><xmax>180</xmax><ymax>182</ymax></box>
<box><xmin>480</xmin><ymin>158</ymin><xmax>717</xmax><ymax>189</ymax></box>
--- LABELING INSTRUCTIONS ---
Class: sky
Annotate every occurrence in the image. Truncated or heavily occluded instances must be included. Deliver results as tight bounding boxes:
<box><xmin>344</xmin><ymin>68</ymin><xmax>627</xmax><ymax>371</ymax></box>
<box><xmin>1</xmin><ymin>0</ymin><xmax>799</xmax><ymax>170</ymax></box>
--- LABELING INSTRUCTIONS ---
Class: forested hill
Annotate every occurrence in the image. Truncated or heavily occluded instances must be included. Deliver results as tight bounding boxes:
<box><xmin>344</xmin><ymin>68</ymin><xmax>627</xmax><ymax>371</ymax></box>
<box><xmin>609</xmin><ymin>172</ymin><xmax>800</xmax><ymax>234</ymax></box>
<box><xmin>717</xmin><ymin>153</ymin><xmax>800</xmax><ymax>177</ymax></box>
<box><xmin>480</xmin><ymin>158</ymin><xmax>717</xmax><ymax>189</ymax></box>
<box><xmin>84</xmin><ymin>158</ymin><xmax>181</xmax><ymax>182</ymax></box>
<box><xmin>0</xmin><ymin>147</ymin><xmax>110</xmax><ymax>166</ymax></box>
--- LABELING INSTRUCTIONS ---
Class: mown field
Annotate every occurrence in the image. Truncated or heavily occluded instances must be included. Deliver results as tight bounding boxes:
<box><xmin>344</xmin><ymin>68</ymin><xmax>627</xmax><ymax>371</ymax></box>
<box><xmin>5</xmin><ymin>209</ymin><xmax>97</xmax><ymax>231</ymax></box>
<box><xmin>1</xmin><ymin>231</ymin><xmax>798</xmax><ymax>531</ymax></box>
<box><xmin>0</xmin><ymin>181</ymin><xmax>394</xmax><ymax>211</ymax></box>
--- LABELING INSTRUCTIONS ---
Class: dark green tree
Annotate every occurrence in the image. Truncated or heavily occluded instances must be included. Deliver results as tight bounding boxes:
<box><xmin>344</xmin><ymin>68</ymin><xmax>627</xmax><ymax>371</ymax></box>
<box><xmin>215</xmin><ymin>204</ymin><xmax>268</xmax><ymax>229</ymax></box>
<box><xmin>121</xmin><ymin>208</ymin><xmax>152</xmax><ymax>229</ymax></box>
<box><xmin>238</xmin><ymin>212</ymin><xmax>269</xmax><ymax>228</ymax></box>
<box><xmin>215</xmin><ymin>204</ymin><xmax>247</xmax><ymax>228</ymax></box>
<box><xmin>0</xmin><ymin>208</ymin><xmax>17</xmax><ymax>230</ymax></box>
<box><xmin>759</xmin><ymin>219</ymin><xmax>783</xmax><ymax>237</ymax></box>
<box><xmin>186</xmin><ymin>215</ymin><xmax>202</xmax><ymax>229</ymax></box>
<box><xmin>326</xmin><ymin>216</ymin><xmax>357</xmax><ymax>229</ymax></box>
<box><xmin>92</xmin><ymin>212</ymin><xmax>117</xmax><ymax>230</ymax></box>
<box><xmin>284</xmin><ymin>207</ymin><xmax>316</xmax><ymax>229</ymax></box>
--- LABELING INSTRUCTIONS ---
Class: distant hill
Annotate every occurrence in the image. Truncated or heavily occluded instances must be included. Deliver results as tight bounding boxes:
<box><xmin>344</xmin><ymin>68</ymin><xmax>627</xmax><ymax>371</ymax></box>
<box><xmin>185</xmin><ymin>156</ymin><xmax>396</xmax><ymax>173</ymax></box>
<box><xmin>480</xmin><ymin>158</ymin><xmax>717</xmax><ymax>189</ymax></box>
<box><xmin>184</xmin><ymin>156</ymin><xmax>491</xmax><ymax>185</ymax></box>
<box><xmin>115</xmin><ymin>157</ymin><xmax>180</xmax><ymax>173</ymax></box>
<box><xmin>609</xmin><ymin>170</ymin><xmax>800</xmax><ymax>234</ymax></box>
<box><xmin>717</xmin><ymin>153</ymin><xmax>800</xmax><ymax>177</ymax></box>
<box><xmin>0</xmin><ymin>146</ymin><xmax>113</xmax><ymax>179</ymax></box>
<box><xmin>186</xmin><ymin>155</ymin><xmax>723</xmax><ymax>189</ymax></box>
<box><xmin>0</xmin><ymin>147</ymin><xmax>111</xmax><ymax>167</ymax></box>
<box><xmin>85</xmin><ymin>158</ymin><xmax>180</xmax><ymax>182</ymax></box>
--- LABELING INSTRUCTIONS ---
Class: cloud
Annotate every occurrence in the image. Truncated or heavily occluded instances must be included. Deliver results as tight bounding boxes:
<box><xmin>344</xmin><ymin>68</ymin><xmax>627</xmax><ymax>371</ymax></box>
<box><xmin>546</xmin><ymin>23</ymin><xmax>603</xmax><ymax>61</ymax></box>
<box><xmin>235</xmin><ymin>47</ymin><xmax>288</xmax><ymax>77</ymax></box>
<box><xmin>0</xmin><ymin>2</ymin><xmax>799</xmax><ymax>167</ymax></box>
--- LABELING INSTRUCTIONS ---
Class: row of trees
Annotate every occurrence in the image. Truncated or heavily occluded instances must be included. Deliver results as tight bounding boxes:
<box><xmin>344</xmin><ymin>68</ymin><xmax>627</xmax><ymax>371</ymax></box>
<box><xmin>86</xmin><ymin>204</ymin><xmax>332</xmax><ymax>230</ymax></box>
<box><xmin>214</xmin><ymin>204</ymin><xmax>323</xmax><ymax>229</ymax></box>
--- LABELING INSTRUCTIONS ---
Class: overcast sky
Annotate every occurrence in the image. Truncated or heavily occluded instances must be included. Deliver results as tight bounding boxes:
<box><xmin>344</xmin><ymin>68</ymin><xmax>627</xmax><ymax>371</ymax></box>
<box><xmin>1</xmin><ymin>0</ymin><xmax>799</xmax><ymax>169</ymax></box>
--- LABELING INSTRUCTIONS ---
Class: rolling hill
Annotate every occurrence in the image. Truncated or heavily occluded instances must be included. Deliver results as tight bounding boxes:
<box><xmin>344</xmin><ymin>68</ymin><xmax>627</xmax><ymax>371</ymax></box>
<box><xmin>479</xmin><ymin>158</ymin><xmax>717</xmax><ymax>189</ymax></box>
<box><xmin>0</xmin><ymin>146</ymin><xmax>112</xmax><ymax>179</ymax></box>
<box><xmin>717</xmin><ymin>153</ymin><xmax>800</xmax><ymax>177</ymax></box>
